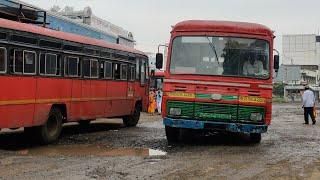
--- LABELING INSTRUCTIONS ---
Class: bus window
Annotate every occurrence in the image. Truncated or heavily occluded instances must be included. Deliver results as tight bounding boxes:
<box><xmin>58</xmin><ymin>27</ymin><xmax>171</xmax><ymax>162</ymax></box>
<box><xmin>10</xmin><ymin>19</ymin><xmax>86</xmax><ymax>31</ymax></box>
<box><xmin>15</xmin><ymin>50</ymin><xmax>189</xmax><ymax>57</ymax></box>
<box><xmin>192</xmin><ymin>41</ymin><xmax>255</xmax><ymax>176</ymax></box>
<box><xmin>145</xmin><ymin>59</ymin><xmax>149</xmax><ymax>80</ymax></box>
<box><xmin>83</xmin><ymin>59</ymin><xmax>98</xmax><ymax>78</ymax></box>
<box><xmin>128</xmin><ymin>65</ymin><xmax>135</xmax><ymax>81</ymax></box>
<box><xmin>113</xmin><ymin>63</ymin><xmax>121</xmax><ymax>80</ymax></box>
<box><xmin>136</xmin><ymin>58</ymin><xmax>140</xmax><ymax>80</ymax></box>
<box><xmin>104</xmin><ymin>61</ymin><xmax>112</xmax><ymax>79</ymax></box>
<box><xmin>0</xmin><ymin>48</ymin><xmax>6</xmax><ymax>73</ymax></box>
<box><xmin>23</xmin><ymin>51</ymin><xmax>36</xmax><ymax>74</ymax></box>
<box><xmin>13</xmin><ymin>50</ymin><xmax>23</xmax><ymax>73</ymax></box>
<box><xmin>121</xmin><ymin>64</ymin><xmax>128</xmax><ymax>80</ymax></box>
<box><xmin>91</xmin><ymin>60</ymin><xmax>99</xmax><ymax>78</ymax></box>
<box><xmin>83</xmin><ymin>59</ymin><xmax>90</xmax><ymax>77</ymax></box>
<box><xmin>40</xmin><ymin>53</ymin><xmax>58</xmax><ymax>76</ymax></box>
<box><xmin>140</xmin><ymin>60</ymin><xmax>146</xmax><ymax>85</ymax></box>
<box><xmin>65</xmin><ymin>56</ymin><xmax>80</xmax><ymax>77</ymax></box>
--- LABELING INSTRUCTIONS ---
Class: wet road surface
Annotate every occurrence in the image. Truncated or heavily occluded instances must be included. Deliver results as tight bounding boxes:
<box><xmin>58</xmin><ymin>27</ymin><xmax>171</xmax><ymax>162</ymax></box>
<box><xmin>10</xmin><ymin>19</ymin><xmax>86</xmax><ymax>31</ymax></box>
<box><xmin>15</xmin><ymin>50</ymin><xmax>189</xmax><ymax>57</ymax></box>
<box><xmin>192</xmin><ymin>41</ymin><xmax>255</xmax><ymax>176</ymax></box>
<box><xmin>1</xmin><ymin>103</ymin><xmax>320</xmax><ymax>179</ymax></box>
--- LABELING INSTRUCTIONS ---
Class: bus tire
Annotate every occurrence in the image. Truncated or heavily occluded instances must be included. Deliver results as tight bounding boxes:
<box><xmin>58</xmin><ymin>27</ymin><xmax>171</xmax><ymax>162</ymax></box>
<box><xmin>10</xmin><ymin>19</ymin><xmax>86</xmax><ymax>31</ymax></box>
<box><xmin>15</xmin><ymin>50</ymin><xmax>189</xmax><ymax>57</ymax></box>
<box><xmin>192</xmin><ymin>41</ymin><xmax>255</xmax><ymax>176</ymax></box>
<box><xmin>123</xmin><ymin>103</ymin><xmax>141</xmax><ymax>127</ymax></box>
<box><xmin>38</xmin><ymin>107</ymin><xmax>63</xmax><ymax>144</ymax></box>
<box><xmin>165</xmin><ymin>126</ymin><xmax>180</xmax><ymax>143</ymax></box>
<box><xmin>78</xmin><ymin>120</ymin><xmax>91</xmax><ymax>128</ymax></box>
<box><xmin>249</xmin><ymin>133</ymin><xmax>261</xmax><ymax>143</ymax></box>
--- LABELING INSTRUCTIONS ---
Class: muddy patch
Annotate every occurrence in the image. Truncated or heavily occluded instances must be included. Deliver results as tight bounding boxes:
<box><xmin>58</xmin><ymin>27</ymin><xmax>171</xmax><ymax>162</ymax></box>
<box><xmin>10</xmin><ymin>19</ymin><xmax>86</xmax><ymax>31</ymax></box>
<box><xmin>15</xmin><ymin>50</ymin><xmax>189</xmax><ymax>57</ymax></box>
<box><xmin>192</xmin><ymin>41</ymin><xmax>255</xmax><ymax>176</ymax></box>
<box><xmin>16</xmin><ymin>145</ymin><xmax>166</xmax><ymax>157</ymax></box>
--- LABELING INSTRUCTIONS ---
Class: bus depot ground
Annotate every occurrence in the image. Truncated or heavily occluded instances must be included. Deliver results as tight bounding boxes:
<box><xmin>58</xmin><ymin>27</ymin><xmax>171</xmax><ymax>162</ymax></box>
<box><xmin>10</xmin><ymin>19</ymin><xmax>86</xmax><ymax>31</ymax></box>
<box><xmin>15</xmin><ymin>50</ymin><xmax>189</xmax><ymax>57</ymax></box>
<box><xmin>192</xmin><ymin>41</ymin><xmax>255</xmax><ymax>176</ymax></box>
<box><xmin>1</xmin><ymin>103</ymin><xmax>320</xmax><ymax>179</ymax></box>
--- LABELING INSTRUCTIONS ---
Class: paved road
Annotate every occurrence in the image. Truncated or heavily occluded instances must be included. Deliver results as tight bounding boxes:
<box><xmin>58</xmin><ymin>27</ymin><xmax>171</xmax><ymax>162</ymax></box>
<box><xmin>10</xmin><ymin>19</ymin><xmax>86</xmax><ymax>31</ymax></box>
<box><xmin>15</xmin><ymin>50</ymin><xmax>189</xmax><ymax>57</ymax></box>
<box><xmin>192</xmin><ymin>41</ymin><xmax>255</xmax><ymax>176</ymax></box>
<box><xmin>1</xmin><ymin>103</ymin><xmax>320</xmax><ymax>179</ymax></box>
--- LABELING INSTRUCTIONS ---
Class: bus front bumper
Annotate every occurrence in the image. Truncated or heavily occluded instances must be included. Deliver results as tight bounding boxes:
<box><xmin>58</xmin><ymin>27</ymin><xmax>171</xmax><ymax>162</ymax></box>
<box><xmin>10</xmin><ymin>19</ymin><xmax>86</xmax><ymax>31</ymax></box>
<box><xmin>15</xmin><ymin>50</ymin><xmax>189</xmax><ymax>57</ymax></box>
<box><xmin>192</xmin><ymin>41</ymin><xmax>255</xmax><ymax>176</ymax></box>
<box><xmin>163</xmin><ymin>117</ymin><xmax>268</xmax><ymax>134</ymax></box>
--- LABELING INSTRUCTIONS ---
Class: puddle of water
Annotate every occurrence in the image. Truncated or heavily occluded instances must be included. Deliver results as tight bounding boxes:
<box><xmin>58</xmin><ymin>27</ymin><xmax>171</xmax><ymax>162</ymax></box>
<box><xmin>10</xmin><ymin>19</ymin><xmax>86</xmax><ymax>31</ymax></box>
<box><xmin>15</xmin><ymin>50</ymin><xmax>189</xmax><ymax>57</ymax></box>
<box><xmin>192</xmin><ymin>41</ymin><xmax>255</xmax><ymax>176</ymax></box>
<box><xmin>16</xmin><ymin>145</ymin><xmax>167</xmax><ymax>157</ymax></box>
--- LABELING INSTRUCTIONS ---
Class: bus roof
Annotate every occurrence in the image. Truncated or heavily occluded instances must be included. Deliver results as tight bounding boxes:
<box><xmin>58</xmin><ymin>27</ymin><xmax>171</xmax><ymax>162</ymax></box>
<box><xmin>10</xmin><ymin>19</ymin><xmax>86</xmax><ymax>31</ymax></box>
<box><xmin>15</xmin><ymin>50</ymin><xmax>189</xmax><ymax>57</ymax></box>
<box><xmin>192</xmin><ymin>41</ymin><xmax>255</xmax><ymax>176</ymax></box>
<box><xmin>0</xmin><ymin>18</ymin><xmax>146</xmax><ymax>56</ymax></box>
<box><xmin>172</xmin><ymin>20</ymin><xmax>274</xmax><ymax>37</ymax></box>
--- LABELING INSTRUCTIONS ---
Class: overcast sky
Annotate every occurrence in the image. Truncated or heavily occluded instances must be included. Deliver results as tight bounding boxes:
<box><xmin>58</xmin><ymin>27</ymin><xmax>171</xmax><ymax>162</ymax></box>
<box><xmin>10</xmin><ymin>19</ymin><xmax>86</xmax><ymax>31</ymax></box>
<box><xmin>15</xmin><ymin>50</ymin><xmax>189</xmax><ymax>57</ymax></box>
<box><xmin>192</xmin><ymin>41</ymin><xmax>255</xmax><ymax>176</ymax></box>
<box><xmin>27</xmin><ymin>0</ymin><xmax>320</xmax><ymax>53</ymax></box>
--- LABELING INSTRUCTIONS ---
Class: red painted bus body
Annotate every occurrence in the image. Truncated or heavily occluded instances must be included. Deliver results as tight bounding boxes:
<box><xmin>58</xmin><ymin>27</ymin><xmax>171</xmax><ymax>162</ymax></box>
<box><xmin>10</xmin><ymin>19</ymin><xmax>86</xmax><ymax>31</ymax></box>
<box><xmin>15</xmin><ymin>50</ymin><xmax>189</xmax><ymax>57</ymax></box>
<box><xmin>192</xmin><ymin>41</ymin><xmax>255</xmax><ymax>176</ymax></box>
<box><xmin>161</xmin><ymin>20</ymin><xmax>276</xmax><ymax>143</ymax></box>
<box><xmin>0</xmin><ymin>18</ymin><xmax>149</xmax><ymax>143</ymax></box>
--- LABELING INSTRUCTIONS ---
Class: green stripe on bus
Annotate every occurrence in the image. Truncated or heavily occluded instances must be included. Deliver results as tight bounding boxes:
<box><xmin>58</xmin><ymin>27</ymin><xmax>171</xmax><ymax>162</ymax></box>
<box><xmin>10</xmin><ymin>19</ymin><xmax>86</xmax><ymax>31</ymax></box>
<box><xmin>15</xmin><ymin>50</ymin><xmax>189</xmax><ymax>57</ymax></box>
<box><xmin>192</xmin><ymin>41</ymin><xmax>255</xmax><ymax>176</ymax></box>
<box><xmin>196</xmin><ymin>94</ymin><xmax>238</xmax><ymax>100</ymax></box>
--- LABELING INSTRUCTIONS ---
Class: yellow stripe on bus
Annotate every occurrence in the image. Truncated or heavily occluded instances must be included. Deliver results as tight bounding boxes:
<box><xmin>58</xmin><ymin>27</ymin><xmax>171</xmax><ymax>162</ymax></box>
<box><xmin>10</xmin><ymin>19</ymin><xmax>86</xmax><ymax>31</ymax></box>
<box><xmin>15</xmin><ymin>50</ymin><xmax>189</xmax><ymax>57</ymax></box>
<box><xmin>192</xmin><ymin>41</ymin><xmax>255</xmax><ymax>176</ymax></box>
<box><xmin>0</xmin><ymin>97</ymin><xmax>132</xmax><ymax>106</ymax></box>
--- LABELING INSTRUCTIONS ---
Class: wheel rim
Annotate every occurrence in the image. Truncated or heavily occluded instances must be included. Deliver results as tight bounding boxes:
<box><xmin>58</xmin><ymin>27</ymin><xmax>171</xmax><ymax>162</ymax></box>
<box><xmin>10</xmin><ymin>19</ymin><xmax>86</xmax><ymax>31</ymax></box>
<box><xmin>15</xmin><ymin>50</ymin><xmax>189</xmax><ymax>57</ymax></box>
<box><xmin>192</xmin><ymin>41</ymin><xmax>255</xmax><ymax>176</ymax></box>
<box><xmin>47</xmin><ymin>114</ymin><xmax>59</xmax><ymax>137</ymax></box>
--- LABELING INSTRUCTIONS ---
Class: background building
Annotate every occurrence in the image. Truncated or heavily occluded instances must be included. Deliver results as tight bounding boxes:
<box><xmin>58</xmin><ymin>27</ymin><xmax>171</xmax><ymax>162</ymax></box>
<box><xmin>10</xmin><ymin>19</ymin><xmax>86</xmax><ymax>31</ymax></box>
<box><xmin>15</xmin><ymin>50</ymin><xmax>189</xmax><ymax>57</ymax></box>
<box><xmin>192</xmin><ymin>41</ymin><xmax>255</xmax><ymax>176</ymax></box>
<box><xmin>0</xmin><ymin>0</ymin><xmax>135</xmax><ymax>48</ymax></box>
<box><xmin>281</xmin><ymin>34</ymin><xmax>320</xmax><ymax>85</ymax></box>
<box><xmin>276</xmin><ymin>34</ymin><xmax>320</xmax><ymax>102</ymax></box>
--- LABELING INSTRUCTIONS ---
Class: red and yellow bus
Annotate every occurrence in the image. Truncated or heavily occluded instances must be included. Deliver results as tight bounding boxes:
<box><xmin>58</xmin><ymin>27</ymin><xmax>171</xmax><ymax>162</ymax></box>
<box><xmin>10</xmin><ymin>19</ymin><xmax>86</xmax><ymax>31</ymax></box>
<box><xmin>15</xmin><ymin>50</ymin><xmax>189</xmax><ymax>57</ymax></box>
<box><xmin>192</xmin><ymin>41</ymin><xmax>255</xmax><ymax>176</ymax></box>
<box><xmin>156</xmin><ymin>20</ymin><xmax>279</xmax><ymax>143</ymax></box>
<box><xmin>0</xmin><ymin>18</ymin><xmax>149</xmax><ymax>144</ymax></box>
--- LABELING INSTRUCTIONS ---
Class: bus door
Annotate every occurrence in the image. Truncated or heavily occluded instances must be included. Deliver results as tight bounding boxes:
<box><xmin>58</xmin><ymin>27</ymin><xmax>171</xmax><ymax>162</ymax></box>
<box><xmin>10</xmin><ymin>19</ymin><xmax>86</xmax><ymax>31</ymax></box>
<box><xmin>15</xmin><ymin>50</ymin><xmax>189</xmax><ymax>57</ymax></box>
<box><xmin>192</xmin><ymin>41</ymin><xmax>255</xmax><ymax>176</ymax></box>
<box><xmin>127</xmin><ymin>64</ymin><xmax>135</xmax><ymax>110</ymax></box>
<box><xmin>107</xmin><ymin>63</ymin><xmax>129</xmax><ymax>116</ymax></box>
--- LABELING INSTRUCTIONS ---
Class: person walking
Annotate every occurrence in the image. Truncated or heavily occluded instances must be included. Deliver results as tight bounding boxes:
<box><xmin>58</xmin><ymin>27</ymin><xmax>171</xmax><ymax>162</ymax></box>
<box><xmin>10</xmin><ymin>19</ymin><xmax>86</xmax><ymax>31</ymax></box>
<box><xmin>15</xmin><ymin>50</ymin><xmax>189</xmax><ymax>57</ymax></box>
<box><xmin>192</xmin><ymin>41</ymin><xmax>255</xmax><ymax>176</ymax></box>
<box><xmin>302</xmin><ymin>85</ymin><xmax>316</xmax><ymax>125</ymax></box>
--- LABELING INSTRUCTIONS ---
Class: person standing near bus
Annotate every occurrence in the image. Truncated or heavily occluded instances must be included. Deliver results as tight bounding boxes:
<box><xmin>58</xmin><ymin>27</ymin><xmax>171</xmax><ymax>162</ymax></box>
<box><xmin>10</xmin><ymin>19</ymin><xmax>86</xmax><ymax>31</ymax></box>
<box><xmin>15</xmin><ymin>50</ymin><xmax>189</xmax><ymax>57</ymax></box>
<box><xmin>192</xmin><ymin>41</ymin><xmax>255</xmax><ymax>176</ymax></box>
<box><xmin>302</xmin><ymin>85</ymin><xmax>316</xmax><ymax>125</ymax></box>
<box><xmin>156</xmin><ymin>88</ymin><xmax>163</xmax><ymax>114</ymax></box>
<box><xmin>148</xmin><ymin>89</ymin><xmax>156</xmax><ymax>115</ymax></box>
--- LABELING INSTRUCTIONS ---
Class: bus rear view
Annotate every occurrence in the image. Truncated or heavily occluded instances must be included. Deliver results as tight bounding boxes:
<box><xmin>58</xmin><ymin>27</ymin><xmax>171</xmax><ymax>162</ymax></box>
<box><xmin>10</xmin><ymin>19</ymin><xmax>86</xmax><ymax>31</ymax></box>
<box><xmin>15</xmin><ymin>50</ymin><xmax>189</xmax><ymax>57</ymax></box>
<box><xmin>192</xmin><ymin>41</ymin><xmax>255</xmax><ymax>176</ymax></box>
<box><xmin>156</xmin><ymin>20</ymin><xmax>279</xmax><ymax>143</ymax></box>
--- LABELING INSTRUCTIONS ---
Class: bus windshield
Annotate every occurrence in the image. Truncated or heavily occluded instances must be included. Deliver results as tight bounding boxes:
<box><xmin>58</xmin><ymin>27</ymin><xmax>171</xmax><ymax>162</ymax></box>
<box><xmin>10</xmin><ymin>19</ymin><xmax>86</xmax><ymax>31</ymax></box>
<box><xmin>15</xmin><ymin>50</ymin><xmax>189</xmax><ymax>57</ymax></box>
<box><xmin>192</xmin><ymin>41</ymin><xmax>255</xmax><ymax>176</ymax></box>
<box><xmin>170</xmin><ymin>36</ymin><xmax>270</xmax><ymax>79</ymax></box>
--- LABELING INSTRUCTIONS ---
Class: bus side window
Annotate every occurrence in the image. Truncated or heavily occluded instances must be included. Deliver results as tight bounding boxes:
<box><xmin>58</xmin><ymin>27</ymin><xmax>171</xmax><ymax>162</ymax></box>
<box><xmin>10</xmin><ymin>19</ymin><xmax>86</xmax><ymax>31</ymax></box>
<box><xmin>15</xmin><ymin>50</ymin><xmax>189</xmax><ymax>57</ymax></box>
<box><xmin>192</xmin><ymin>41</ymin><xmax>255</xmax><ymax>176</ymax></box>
<box><xmin>128</xmin><ymin>65</ymin><xmax>135</xmax><ymax>81</ymax></box>
<box><xmin>0</xmin><ymin>47</ymin><xmax>7</xmax><ymax>73</ymax></box>
<box><xmin>145</xmin><ymin>59</ymin><xmax>149</xmax><ymax>80</ymax></box>
<box><xmin>113</xmin><ymin>63</ymin><xmax>121</xmax><ymax>80</ymax></box>
<box><xmin>23</xmin><ymin>51</ymin><xmax>36</xmax><ymax>75</ymax></box>
<box><xmin>65</xmin><ymin>56</ymin><xmax>80</xmax><ymax>77</ymax></box>
<box><xmin>136</xmin><ymin>58</ymin><xmax>140</xmax><ymax>80</ymax></box>
<box><xmin>91</xmin><ymin>59</ymin><xmax>99</xmax><ymax>78</ymax></box>
<box><xmin>13</xmin><ymin>49</ymin><xmax>23</xmax><ymax>73</ymax></box>
<box><xmin>104</xmin><ymin>61</ymin><xmax>112</xmax><ymax>79</ymax></box>
<box><xmin>120</xmin><ymin>64</ymin><xmax>127</xmax><ymax>80</ymax></box>
<box><xmin>140</xmin><ymin>60</ymin><xmax>146</xmax><ymax>85</ymax></box>
<box><xmin>83</xmin><ymin>59</ymin><xmax>99</xmax><ymax>78</ymax></box>
<box><xmin>39</xmin><ymin>53</ymin><xmax>59</xmax><ymax>76</ymax></box>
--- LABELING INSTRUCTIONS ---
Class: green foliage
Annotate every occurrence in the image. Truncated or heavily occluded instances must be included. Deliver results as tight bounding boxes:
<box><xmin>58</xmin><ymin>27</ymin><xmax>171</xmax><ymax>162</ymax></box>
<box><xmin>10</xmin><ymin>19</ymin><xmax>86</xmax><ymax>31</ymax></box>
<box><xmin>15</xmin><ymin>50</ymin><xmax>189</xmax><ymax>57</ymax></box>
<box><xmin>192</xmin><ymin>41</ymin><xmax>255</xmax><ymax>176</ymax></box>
<box><xmin>273</xmin><ymin>83</ymin><xmax>285</xmax><ymax>97</ymax></box>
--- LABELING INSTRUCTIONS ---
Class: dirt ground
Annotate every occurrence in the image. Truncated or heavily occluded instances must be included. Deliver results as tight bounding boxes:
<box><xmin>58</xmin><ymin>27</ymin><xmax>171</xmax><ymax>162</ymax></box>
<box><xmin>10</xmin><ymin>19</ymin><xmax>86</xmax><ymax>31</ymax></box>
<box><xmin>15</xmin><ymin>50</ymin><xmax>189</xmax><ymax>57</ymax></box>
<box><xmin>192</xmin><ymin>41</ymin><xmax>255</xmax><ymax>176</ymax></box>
<box><xmin>1</xmin><ymin>103</ymin><xmax>320</xmax><ymax>179</ymax></box>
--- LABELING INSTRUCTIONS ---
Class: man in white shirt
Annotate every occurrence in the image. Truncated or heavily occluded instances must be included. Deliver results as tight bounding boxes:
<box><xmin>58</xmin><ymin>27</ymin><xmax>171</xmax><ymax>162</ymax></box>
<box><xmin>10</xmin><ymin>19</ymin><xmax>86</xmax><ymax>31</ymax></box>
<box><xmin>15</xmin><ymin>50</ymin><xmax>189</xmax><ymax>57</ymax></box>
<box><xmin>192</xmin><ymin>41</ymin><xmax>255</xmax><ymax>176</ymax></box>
<box><xmin>302</xmin><ymin>85</ymin><xmax>316</xmax><ymax>125</ymax></box>
<box><xmin>243</xmin><ymin>54</ymin><xmax>264</xmax><ymax>76</ymax></box>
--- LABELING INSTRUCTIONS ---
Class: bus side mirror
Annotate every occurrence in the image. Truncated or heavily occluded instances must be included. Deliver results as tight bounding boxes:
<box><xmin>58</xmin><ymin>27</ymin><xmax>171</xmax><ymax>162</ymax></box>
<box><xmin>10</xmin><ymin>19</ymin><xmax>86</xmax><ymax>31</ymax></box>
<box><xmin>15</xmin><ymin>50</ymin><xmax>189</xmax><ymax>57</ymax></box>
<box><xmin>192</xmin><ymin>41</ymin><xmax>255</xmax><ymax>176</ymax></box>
<box><xmin>156</xmin><ymin>53</ymin><xmax>163</xmax><ymax>69</ymax></box>
<box><xmin>274</xmin><ymin>55</ymin><xmax>279</xmax><ymax>72</ymax></box>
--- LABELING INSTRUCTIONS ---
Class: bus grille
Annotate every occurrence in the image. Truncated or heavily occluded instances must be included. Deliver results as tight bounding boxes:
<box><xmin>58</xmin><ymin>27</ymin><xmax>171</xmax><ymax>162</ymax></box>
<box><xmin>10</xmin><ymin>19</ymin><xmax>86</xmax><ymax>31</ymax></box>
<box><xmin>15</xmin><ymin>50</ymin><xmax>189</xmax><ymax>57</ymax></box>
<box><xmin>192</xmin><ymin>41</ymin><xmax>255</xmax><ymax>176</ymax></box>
<box><xmin>194</xmin><ymin>103</ymin><xmax>237</xmax><ymax>121</ymax></box>
<box><xmin>166</xmin><ymin>101</ymin><xmax>265</xmax><ymax>123</ymax></box>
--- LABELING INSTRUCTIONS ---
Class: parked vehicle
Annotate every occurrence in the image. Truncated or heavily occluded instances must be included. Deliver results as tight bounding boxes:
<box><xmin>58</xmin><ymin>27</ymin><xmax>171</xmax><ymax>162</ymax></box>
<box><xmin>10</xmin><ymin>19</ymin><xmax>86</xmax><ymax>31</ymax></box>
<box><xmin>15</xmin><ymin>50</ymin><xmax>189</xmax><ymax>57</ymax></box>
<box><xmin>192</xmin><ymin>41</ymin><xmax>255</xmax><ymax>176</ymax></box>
<box><xmin>0</xmin><ymin>18</ymin><xmax>149</xmax><ymax>144</ymax></box>
<box><xmin>156</xmin><ymin>20</ymin><xmax>279</xmax><ymax>143</ymax></box>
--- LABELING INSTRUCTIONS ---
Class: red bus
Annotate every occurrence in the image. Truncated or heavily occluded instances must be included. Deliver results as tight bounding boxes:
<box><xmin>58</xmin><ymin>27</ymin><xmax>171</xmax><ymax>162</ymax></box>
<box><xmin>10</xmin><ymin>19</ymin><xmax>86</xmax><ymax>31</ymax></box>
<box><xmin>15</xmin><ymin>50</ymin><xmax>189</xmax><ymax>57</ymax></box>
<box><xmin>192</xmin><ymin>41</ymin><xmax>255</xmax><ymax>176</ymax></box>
<box><xmin>0</xmin><ymin>18</ymin><xmax>150</xmax><ymax>144</ymax></box>
<box><xmin>156</xmin><ymin>20</ymin><xmax>279</xmax><ymax>143</ymax></box>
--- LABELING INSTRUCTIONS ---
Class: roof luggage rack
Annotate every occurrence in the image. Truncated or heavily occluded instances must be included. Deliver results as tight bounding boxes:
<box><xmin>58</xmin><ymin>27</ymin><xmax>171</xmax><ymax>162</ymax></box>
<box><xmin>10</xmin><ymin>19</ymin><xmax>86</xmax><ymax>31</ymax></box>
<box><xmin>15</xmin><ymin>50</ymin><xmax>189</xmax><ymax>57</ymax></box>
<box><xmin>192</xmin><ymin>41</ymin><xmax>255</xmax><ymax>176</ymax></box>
<box><xmin>0</xmin><ymin>0</ymin><xmax>48</xmax><ymax>26</ymax></box>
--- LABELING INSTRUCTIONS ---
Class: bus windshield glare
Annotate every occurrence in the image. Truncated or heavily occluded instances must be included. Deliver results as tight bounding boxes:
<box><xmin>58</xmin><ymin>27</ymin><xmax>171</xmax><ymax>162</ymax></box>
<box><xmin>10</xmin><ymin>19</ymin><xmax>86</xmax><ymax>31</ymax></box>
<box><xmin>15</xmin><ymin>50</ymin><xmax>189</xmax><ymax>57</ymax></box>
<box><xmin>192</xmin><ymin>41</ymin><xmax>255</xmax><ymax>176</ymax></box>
<box><xmin>170</xmin><ymin>36</ymin><xmax>270</xmax><ymax>79</ymax></box>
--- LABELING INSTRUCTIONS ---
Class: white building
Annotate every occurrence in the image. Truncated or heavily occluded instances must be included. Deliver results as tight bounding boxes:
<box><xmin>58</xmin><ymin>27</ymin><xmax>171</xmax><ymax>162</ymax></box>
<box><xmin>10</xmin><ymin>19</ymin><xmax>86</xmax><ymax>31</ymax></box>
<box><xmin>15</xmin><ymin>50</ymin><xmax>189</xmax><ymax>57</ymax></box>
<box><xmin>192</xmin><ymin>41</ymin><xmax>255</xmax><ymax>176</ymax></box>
<box><xmin>282</xmin><ymin>34</ymin><xmax>320</xmax><ymax>85</ymax></box>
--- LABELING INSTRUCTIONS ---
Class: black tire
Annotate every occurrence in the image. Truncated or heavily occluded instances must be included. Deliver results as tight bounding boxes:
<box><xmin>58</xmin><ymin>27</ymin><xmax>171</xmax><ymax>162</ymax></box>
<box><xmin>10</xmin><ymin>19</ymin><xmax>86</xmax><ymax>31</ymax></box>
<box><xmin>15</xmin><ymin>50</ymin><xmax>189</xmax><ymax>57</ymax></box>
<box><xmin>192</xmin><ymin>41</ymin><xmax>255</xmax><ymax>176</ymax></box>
<box><xmin>37</xmin><ymin>107</ymin><xmax>63</xmax><ymax>144</ymax></box>
<box><xmin>165</xmin><ymin>126</ymin><xmax>180</xmax><ymax>143</ymax></box>
<box><xmin>123</xmin><ymin>103</ymin><xmax>141</xmax><ymax>127</ymax></box>
<box><xmin>250</xmin><ymin>133</ymin><xmax>261</xmax><ymax>143</ymax></box>
<box><xmin>78</xmin><ymin>120</ymin><xmax>91</xmax><ymax>128</ymax></box>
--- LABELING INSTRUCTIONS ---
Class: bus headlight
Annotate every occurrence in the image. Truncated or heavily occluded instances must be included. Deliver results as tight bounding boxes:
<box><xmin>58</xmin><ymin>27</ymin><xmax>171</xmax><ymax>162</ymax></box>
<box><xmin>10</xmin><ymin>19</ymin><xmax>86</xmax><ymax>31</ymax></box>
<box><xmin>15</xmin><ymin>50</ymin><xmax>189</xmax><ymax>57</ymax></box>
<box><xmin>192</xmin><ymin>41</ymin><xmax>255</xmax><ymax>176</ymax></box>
<box><xmin>169</xmin><ymin>108</ymin><xmax>182</xmax><ymax>116</ymax></box>
<box><xmin>250</xmin><ymin>113</ymin><xmax>262</xmax><ymax>121</ymax></box>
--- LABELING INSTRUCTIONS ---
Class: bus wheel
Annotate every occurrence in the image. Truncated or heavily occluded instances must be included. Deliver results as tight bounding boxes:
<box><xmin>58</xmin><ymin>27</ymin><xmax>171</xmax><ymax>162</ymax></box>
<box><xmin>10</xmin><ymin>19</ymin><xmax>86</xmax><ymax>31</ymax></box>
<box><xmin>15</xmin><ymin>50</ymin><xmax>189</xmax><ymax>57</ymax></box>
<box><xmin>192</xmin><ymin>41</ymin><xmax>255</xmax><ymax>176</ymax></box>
<box><xmin>38</xmin><ymin>107</ymin><xmax>63</xmax><ymax>144</ymax></box>
<box><xmin>78</xmin><ymin>120</ymin><xmax>91</xmax><ymax>128</ymax></box>
<box><xmin>123</xmin><ymin>103</ymin><xmax>141</xmax><ymax>127</ymax></box>
<box><xmin>165</xmin><ymin>126</ymin><xmax>180</xmax><ymax>143</ymax></box>
<box><xmin>249</xmin><ymin>133</ymin><xmax>261</xmax><ymax>143</ymax></box>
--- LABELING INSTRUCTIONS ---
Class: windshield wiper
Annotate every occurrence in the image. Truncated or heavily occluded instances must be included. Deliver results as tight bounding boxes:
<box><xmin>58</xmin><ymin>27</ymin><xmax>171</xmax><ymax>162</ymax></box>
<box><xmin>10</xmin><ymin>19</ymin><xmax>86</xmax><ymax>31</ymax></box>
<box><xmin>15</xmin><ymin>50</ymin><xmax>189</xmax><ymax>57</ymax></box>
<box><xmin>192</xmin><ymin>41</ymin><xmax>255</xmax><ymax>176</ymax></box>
<box><xmin>205</xmin><ymin>36</ymin><xmax>219</xmax><ymax>65</ymax></box>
